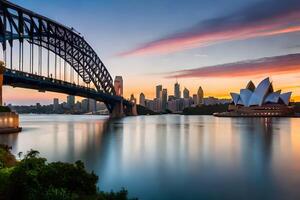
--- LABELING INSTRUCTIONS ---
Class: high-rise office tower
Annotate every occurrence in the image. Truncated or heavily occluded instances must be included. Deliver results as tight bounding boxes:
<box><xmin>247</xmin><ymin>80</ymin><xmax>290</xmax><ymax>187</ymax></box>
<box><xmin>67</xmin><ymin>95</ymin><xmax>75</xmax><ymax>109</ymax></box>
<box><xmin>174</xmin><ymin>82</ymin><xmax>181</xmax><ymax>99</ymax></box>
<box><xmin>88</xmin><ymin>99</ymin><xmax>97</xmax><ymax>112</ymax></box>
<box><xmin>192</xmin><ymin>94</ymin><xmax>197</xmax><ymax>105</ymax></box>
<box><xmin>81</xmin><ymin>99</ymin><xmax>89</xmax><ymax>113</ymax></box>
<box><xmin>162</xmin><ymin>89</ymin><xmax>168</xmax><ymax>111</ymax></box>
<box><xmin>197</xmin><ymin>86</ymin><xmax>204</xmax><ymax>105</ymax></box>
<box><xmin>139</xmin><ymin>93</ymin><xmax>146</xmax><ymax>106</ymax></box>
<box><xmin>156</xmin><ymin>85</ymin><xmax>162</xmax><ymax>99</ymax></box>
<box><xmin>53</xmin><ymin>98</ymin><xmax>59</xmax><ymax>111</ymax></box>
<box><xmin>183</xmin><ymin>88</ymin><xmax>189</xmax><ymax>99</ymax></box>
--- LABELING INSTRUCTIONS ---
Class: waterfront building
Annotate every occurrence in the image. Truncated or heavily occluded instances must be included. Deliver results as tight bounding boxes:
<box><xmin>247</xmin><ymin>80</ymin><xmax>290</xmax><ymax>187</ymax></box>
<box><xmin>162</xmin><ymin>89</ymin><xmax>168</xmax><ymax>111</ymax></box>
<box><xmin>183</xmin><ymin>98</ymin><xmax>191</xmax><ymax>108</ymax></box>
<box><xmin>145</xmin><ymin>99</ymin><xmax>154</xmax><ymax>111</ymax></box>
<box><xmin>74</xmin><ymin>101</ymin><xmax>81</xmax><ymax>112</ymax></box>
<box><xmin>183</xmin><ymin>88</ymin><xmax>189</xmax><ymax>99</ymax></box>
<box><xmin>218</xmin><ymin>98</ymin><xmax>231</xmax><ymax>104</ymax></box>
<box><xmin>192</xmin><ymin>94</ymin><xmax>197</xmax><ymax>105</ymax></box>
<box><xmin>36</xmin><ymin>103</ymin><xmax>41</xmax><ymax>109</ymax></box>
<box><xmin>167</xmin><ymin>99</ymin><xmax>176</xmax><ymax>112</ymax></box>
<box><xmin>62</xmin><ymin>102</ymin><xmax>68</xmax><ymax>109</ymax></box>
<box><xmin>88</xmin><ymin>99</ymin><xmax>97</xmax><ymax>112</ymax></box>
<box><xmin>156</xmin><ymin>85</ymin><xmax>162</xmax><ymax>99</ymax></box>
<box><xmin>203</xmin><ymin>97</ymin><xmax>219</xmax><ymax>105</ymax></box>
<box><xmin>139</xmin><ymin>93</ymin><xmax>146</xmax><ymax>106</ymax></box>
<box><xmin>67</xmin><ymin>95</ymin><xmax>75</xmax><ymax>109</ymax></box>
<box><xmin>114</xmin><ymin>76</ymin><xmax>123</xmax><ymax>96</ymax></box>
<box><xmin>197</xmin><ymin>86</ymin><xmax>204</xmax><ymax>105</ymax></box>
<box><xmin>175</xmin><ymin>98</ymin><xmax>184</xmax><ymax>112</ymax></box>
<box><xmin>153</xmin><ymin>98</ymin><xmax>162</xmax><ymax>112</ymax></box>
<box><xmin>168</xmin><ymin>95</ymin><xmax>176</xmax><ymax>101</ymax></box>
<box><xmin>81</xmin><ymin>99</ymin><xmax>89</xmax><ymax>113</ymax></box>
<box><xmin>53</xmin><ymin>98</ymin><xmax>59</xmax><ymax>111</ymax></box>
<box><xmin>96</xmin><ymin>102</ymin><xmax>107</xmax><ymax>111</ymax></box>
<box><xmin>174</xmin><ymin>82</ymin><xmax>181</xmax><ymax>99</ymax></box>
<box><xmin>215</xmin><ymin>77</ymin><xmax>295</xmax><ymax>117</ymax></box>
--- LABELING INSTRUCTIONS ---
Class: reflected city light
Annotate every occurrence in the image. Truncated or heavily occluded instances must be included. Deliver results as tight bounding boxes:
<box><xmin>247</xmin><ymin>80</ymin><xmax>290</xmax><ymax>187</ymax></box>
<box><xmin>1</xmin><ymin>115</ymin><xmax>300</xmax><ymax>199</ymax></box>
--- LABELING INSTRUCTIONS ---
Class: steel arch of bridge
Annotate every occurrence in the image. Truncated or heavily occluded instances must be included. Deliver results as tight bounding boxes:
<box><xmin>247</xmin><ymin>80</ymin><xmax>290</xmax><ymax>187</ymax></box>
<box><xmin>0</xmin><ymin>0</ymin><xmax>115</xmax><ymax>95</ymax></box>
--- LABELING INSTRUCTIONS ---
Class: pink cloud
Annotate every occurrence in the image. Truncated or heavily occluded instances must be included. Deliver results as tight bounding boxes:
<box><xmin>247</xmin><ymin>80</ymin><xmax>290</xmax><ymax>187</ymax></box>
<box><xmin>165</xmin><ymin>53</ymin><xmax>300</xmax><ymax>78</ymax></box>
<box><xmin>119</xmin><ymin>0</ymin><xmax>300</xmax><ymax>57</ymax></box>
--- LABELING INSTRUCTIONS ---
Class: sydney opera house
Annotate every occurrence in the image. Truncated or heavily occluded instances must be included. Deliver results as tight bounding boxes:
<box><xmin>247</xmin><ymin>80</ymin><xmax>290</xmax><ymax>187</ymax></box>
<box><xmin>214</xmin><ymin>77</ymin><xmax>295</xmax><ymax>117</ymax></box>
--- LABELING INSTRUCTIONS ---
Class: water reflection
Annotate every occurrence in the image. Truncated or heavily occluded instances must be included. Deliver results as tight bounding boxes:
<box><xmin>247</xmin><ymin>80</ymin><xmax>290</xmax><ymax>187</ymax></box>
<box><xmin>0</xmin><ymin>114</ymin><xmax>300</xmax><ymax>199</ymax></box>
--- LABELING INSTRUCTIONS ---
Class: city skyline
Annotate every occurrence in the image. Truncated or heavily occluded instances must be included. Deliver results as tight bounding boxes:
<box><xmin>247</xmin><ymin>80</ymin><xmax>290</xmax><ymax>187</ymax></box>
<box><xmin>2</xmin><ymin>0</ymin><xmax>300</xmax><ymax>105</ymax></box>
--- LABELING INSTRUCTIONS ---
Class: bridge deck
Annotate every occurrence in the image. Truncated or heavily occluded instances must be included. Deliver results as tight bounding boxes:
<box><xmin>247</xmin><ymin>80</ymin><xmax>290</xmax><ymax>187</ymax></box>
<box><xmin>3</xmin><ymin>69</ymin><xmax>131</xmax><ymax>106</ymax></box>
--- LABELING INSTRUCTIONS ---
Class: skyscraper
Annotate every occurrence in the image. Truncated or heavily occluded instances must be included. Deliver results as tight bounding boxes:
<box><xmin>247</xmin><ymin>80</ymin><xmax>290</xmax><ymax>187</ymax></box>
<box><xmin>139</xmin><ymin>93</ymin><xmax>145</xmax><ymax>106</ymax></box>
<box><xmin>183</xmin><ymin>87</ymin><xmax>189</xmax><ymax>99</ymax></box>
<box><xmin>197</xmin><ymin>86</ymin><xmax>204</xmax><ymax>105</ymax></box>
<box><xmin>81</xmin><ymin>99</ymin><xmax>89</xmax><ymax>113</ymax></box>
<box><xmin>88</xmin><ymin>99</ymin><xmax>97</xmax><ymax>112</ymax></box>
<box><xmin>114</xmin><ymin>76</ymin><xmax>123</xmax><ymax>96</ymax></box>
<box><xmin>67</xmin><ymin>95</ymin><xmax>75</xmax><ymax>109</ymax></box>
<box><xmin>192</xmin><ymin>94</ymin><xmax>197</xmax><ymax>105</ymax></box>
<box><xmin>174</xmin><ymin>82</ymin><xmax>181</xmax><ymax>99</ymax></box>
<box><xmin>156</xmin><ymin>85</ymin><xmax>162</xmax><ymax>99</ymax></box>
<box><xmin>53</xmin><ymin>98</ymin><xmax>59</xmax><ymax>111</ymax></box>
<box><xmin>162</xmin><ymin>88</ymin><xmax>168</xmax><ymax>111</ymax></box>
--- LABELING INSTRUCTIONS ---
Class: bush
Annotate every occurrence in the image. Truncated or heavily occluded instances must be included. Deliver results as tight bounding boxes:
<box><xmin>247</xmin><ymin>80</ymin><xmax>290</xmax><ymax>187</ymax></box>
<box><xmin>0</xmin><ymin>106</ymin><xmax>11</xmax><ymax>113</ymax></box>
<box><xmin>0</xmin><ymin>167</ymin><xmax>14</xmax><ymax>195</ymax></box>
<box><xmin>182</xmin><ymin>104</ymin><xmax>229</xmax><ymax>115</ymax></box>
<box><xmin>0</xmin><ymin>145</ymin><xmax>16</xmax><ymax>168</ymax></box>
<box><xmin>136</xmin><ymin>105</ymin><xmax>157</xmax><ymax>115</ymax></box>
<box><xmin>0</xmin><ymin>146</ymin><xmax>136</xmax><ymax>200</ymax></box>
<box><xmin>6</xmin><ymin>150</ymin><xmax>97</xmax><ymax>200</ymax></box>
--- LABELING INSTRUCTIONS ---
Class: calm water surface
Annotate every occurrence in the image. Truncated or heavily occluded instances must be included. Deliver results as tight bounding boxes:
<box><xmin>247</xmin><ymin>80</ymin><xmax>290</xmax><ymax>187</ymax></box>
<box><xmin>1</xmin><ymin>114</ymin><xmax>300</xmax><ymax>200</ymax></box>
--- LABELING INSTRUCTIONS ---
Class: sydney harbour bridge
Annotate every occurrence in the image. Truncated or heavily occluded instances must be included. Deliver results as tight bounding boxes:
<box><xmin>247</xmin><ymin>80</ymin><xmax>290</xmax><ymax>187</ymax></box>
<box><xmin>0</xmin><ymin>0</ymin><xmax>135</xmax><ymax>118</ymax></box>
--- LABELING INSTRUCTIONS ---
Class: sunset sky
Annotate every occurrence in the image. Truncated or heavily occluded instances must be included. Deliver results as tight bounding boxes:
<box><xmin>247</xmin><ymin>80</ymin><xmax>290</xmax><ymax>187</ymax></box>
<box><xmin>3</xmin><ymin>0</ymin><xmax>300</xmax><ymax>105</ymax></box>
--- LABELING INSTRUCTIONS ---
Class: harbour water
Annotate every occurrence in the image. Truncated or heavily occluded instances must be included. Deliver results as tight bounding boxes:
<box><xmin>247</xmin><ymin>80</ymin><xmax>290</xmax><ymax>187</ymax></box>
<box><xmin>0</xmin><ymin>114</ymin><xmax>300</xmax><ymax>199</ymax></box>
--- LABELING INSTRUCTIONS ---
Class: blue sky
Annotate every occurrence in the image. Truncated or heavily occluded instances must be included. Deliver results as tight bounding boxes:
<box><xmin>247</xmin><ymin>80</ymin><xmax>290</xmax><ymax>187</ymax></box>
<box><xmin>4</xmin><ymin>0</ymin><xmax>300</xmax><ymax>104</ymax></box>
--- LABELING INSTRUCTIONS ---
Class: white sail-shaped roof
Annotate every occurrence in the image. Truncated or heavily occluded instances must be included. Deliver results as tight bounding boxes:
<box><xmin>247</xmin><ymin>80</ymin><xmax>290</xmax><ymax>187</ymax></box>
<box><xmin>240</xmin><ymin>89</ymin><xmax>252</xmax><ymax>107</ymax></box>
<box><xmin>279</xmin><ymin>92</ymin><xmax>292</xmax><ymax>105</ymax></box>
<box><xmin>264</xmin><ymin>90</ymin><xmax>281</xmax><ymax>104</ymax></box>
<box><xmin>230</xmin><ymin>93</ymin><xmax>240</xmax><ymax>105</ymax></box>
<box><xmin>248</xmin><ymin>77</ymin><xmax>271</xmax><ymax>106</ymax></box>
<box><xmin>230</xmin><ymin>77</ymin><xmax>292</xmax><ymax>107</ymax></box>
<box><xmin>237</xmin><ymin>98</ymin><xmax>244</xmax><ymax>105</ymax></box>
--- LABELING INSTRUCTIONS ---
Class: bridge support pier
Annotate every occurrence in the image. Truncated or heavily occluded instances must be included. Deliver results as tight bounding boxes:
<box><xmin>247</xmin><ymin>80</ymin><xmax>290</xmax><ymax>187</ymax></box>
<box><xmin>0</xmin><ymin>61</ymin><xmax>22</xmax><ymax>133</ymax></box>
<box><xmin>0</xmin><ymin>61</ymin><xmax>4</xmax><ymax>106</ymax></box>
<box><xmin>129</xmin><ymin>103</ymin><xmax>138</xmax><ymax>116</ymax></box>
<box><xmin>109</xmin><ymin>101</ymin><xmax>138</xmax><ymax>118</ymax></box>
<box><xmin>110</xmin><ymin>101</ymin><xmax>125</xmax><ymax>118</ymax></box>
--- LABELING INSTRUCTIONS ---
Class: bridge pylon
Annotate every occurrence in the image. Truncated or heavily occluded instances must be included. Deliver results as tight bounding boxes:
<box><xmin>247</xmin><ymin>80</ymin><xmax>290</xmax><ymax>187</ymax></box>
<box><xmin>0</xmin><ymin>61</ymin><xmax>4</xmax><ymax>106</ymax></box>
<box><xmin>110</xmin><ymin>100</ymin><xmax>125</xmax><ymax>118</ymax></box>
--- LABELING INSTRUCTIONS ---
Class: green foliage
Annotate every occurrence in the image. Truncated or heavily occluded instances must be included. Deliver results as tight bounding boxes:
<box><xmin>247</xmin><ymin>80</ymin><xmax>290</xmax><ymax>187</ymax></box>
<box><xmin>136</xmin><ymin>105</ymin><xmax>157</xmax><ymax>115</ymax></box>
<box><xmin>0</xmin><ymin>145</ymin><xmax>17</xmax><ymax>168</ymax></box>
<box><xmin>0</xmin><ymin>167</ymin><xmax>14</xmax><ymax>194</ymax></box>
<box><xmin>182</xmin><ymin>104</ymin><xmax>229</xmax><ymax>115</ymax></box>
<box><xmin>293</xmin><ymin>102</ymin><xmax>300</xmax><ymax>113</ymax></box>
<box><xmin>0</xmin><ymin>106</ymin><xmax>11</xmax><ymax>112</ymax></box>
<box><xmin>6</xmin><ymin>150</ymin><xmax>97</xmax><ymax>200</ymax></box>
<box><xmin>98</xmin><ymin>188</ymin><xmax>137</xmax><ymax>200</ymax></box>
<box><xmin>38</xmin><ymin>161</ymin><xmax>98</xmax><ymax>195</ymax></box>
<box><xmin>0</xmin><ymin>147</ymin><xmax>136</xmax><ymax>200</ymax></box>
<box><xmin>43</xmin><ymin>187</ymin><xmax>72</xmax><ymax>200</ymax></box>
